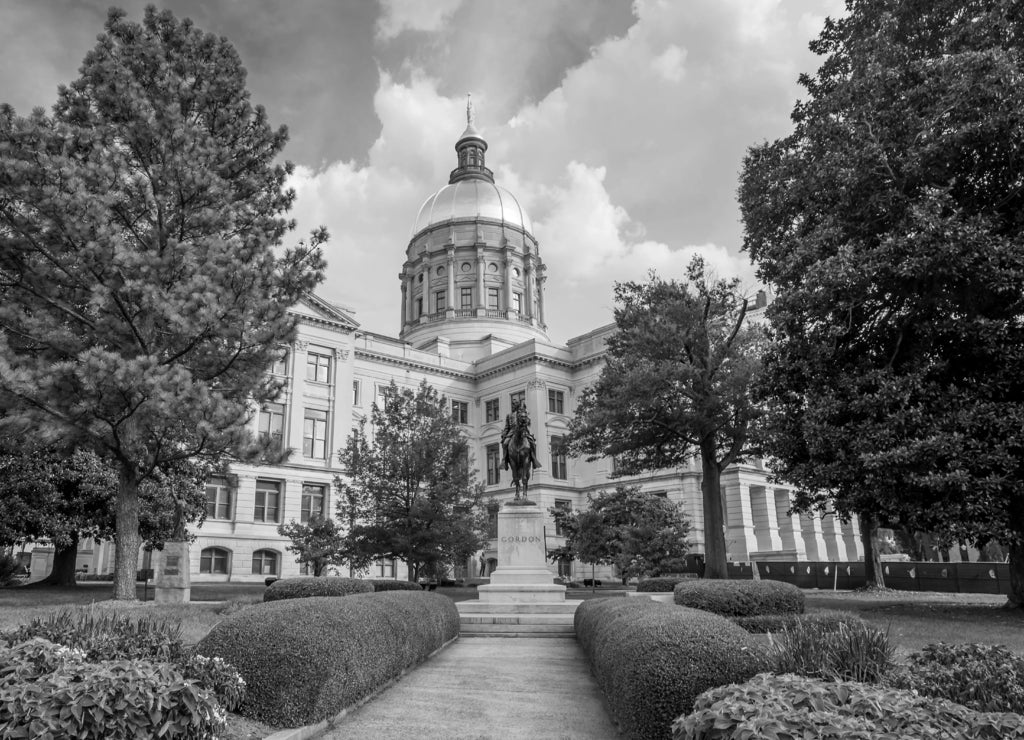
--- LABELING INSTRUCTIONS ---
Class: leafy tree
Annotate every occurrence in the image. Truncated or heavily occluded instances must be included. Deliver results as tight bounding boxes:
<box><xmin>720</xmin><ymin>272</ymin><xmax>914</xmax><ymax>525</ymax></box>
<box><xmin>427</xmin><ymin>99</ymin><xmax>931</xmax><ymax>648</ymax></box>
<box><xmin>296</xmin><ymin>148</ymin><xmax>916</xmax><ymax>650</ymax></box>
<box><xmin>0</xmin><ymin>7</ymin><xmax>325</xmax><ymax>599</ymax></box>
<box><xmin>548</xmin><ymin>486</ymin><xmax>690</xmax><ymax>584</ymax></box>
<box><xmin>0</xmin><ymin>441</ymin><xmax>208</xmax><ymax>586</ymax></box>
<box><xmin>337</xmin><ymin>380</ymin><xmax>487</xmax><ymax>582</ymax></box>
<box><xmin>567</xmin><ymin>259</ymin><xmax>764</xmax><ymax>578</ymax></box>
<box><xmin>739</xmin><ymin>0</ymin><xmax>1024</xmax><ymax>597</ymax></box>
<box><xmin>277</xmin><ymin>515</ymin><xmax>346</xmax><ymax>577</ymax></box>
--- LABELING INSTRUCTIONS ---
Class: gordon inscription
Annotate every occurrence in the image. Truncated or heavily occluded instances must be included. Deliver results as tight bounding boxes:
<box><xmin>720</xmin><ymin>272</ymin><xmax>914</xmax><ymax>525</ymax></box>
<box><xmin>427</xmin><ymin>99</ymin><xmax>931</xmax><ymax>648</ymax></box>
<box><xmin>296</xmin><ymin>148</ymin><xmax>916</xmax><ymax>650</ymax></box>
<box><xmin>500</xmin><ymin>536</ymin><xmax>542</xmax><ymax>543</ymax></box>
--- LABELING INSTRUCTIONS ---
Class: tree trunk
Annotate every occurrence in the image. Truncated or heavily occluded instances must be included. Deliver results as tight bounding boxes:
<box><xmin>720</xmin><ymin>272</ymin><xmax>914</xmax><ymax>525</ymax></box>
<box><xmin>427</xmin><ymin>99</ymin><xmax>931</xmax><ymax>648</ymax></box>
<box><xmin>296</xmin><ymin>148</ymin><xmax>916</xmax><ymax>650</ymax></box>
<box><xmin>859</xmin><ymin>510</ymin><xmax>885</xmax><ymax>589</ymax></box>
<box><xmin>1008</xmin><ymin>541</ymin><xmax>1024</xmax><ymax>608</ymax></box>
<box><xmin>700</xmin><ymin>440</ymin><xmax>729</xmax><ymax>579</ymax></box>
<box><xmin>112</xmin><ymin>466</ymin><xmax>142</xmax><ymax>601</ymax></box>
<box><xmin>32</xmin><ymin>533</ymin><xmax>79</xmax><ymax>586</ymax></box>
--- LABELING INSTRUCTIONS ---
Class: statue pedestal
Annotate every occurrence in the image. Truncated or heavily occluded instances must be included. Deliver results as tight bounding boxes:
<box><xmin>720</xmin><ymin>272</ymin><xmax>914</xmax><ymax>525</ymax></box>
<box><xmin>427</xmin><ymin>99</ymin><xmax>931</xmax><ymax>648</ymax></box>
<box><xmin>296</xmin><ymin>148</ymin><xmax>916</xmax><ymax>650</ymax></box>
<box><xmin>477</xmin><ymin>502</ymin><xmax>566</xmax><ymax>603</ymax></box>
<box><xmin>153</xmin><ymin>541</ymin><xmax>190</xmax><ymax>604</ymax></box>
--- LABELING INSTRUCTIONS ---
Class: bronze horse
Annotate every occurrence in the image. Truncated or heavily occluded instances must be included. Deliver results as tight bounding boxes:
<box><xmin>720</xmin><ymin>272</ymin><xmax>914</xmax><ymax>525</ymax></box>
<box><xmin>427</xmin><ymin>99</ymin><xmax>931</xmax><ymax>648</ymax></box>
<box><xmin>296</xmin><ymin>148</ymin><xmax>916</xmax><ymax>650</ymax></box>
<box><xmin>506</xmin><ymin>413</ymin><xmax>533</xmax><ymax>501</ymax></box>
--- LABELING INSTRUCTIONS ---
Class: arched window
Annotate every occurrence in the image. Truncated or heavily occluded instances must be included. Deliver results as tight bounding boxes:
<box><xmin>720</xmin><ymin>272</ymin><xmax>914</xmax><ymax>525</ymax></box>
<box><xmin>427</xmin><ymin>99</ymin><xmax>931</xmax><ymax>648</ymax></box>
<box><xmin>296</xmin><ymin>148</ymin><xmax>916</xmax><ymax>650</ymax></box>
<box><xmin>200</xmin><ymin>547</ymin><xmax>231</xmax><ymax>575</ymax></box>
<box><xmin>251</xmin><ymin>549</ymin><xmax>278</xmax><ymax>576</ymax></box>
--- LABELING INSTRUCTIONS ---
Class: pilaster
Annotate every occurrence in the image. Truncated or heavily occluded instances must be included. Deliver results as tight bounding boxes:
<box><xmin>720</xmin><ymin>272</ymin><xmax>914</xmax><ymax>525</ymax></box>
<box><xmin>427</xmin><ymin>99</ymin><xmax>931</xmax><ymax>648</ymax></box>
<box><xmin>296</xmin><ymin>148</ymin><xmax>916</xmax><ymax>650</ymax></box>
<box><xmin>750</xmin><ymin>484</ymin><xmax>784</xmax><ymax>552</ymax></box>
<box><xmin>773</xmin><ymin>488</ymin><xmax>807</xmax><ymax>559</ymax></box>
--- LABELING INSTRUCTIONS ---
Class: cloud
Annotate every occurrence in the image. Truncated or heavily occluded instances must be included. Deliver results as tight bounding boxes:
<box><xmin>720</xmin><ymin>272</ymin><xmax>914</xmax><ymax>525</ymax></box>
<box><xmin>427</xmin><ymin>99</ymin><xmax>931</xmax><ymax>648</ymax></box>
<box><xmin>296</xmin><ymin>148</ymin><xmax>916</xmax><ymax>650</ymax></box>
<box><xmin>376</xmin><ymin>0</ymin><xmax>464</xmax><ymax>40</ymax></box>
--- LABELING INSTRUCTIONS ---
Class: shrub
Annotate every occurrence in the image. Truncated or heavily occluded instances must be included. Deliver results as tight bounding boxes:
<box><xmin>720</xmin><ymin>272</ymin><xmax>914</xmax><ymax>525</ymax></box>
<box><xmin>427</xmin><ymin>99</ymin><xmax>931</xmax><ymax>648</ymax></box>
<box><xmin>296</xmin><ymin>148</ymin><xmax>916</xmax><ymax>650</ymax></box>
<box><xmin>672</xmin><ymin>672</ymin><xmax>1024</xmax><ymax>740</ymax></box>
<box><xmin>888</xmin><ymin>643</ymin><xmax>1024</xmax><ymax>714</ymax></box>
<box><xmin>369</xmin><ymin>579</ymin><xmax>422</xmax><ymax>592</ymax></box>
<box><xmin>637</xmin><ymin>576</ymin><xmax>693</xmax><ymax>593</ymax></box>
<box><xmin>3</xmin><ymin>608</ymin><xmax>186</xmax><ymax>663</ymax></box>
<box><xmin>0</xmin><ymin>553</ymin><xmax>24</xmax><ymax>587</ymax></box>
<box><xmin>196</xmin><ymin>590</ymin><xmax>459</xmax><ymax>728</ymax></box>
<box><xmin>575</xmin><ymin>598</ymin><xmax>764</xmax><ymax>740</ymax></box>
<box><xmin>765</xmin><ymin>618</ymin><xmax>894</xmax><ymax>683</ymax></box>
<box><xmin>672</xmin><ymin>579</ymin><xmax>804</xmax><ymax>617</ymax></box>
<box><xmin>0</xmin><ymin>638</ymin><xmax>226</xmax><ymax>739</ymax></box>
<box><xmin>262</xmin><ymin>576</ymin><xmax>374</xmax><ymax>602</ymax></box>
<box><xmin>731</xmin><ymin>609</ymin><xmax>865</xmax><ymax>634</ymax></box>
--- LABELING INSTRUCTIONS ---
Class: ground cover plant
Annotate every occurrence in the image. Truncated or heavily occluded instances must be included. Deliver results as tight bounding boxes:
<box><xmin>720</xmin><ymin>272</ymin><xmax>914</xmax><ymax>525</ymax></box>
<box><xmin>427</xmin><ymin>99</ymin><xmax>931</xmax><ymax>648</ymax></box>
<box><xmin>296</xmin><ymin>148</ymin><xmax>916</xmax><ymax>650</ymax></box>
<box><xmin>672</xmin><ymin>672</ymin><xmax>1024</xmax><ymax>740</ymax></box>
<box><xmin>764</xmin><ymin>617</ymin><xmax>895</xmax><ymax>683</ymax></box>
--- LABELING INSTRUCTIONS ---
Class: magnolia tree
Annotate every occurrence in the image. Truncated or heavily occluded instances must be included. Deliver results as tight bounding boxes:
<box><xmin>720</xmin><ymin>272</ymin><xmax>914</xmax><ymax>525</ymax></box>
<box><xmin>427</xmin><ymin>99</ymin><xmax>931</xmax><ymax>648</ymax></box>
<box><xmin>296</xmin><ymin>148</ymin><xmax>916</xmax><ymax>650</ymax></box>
<box><xmin>0</xmin><ymin>8</ymin><xmax>325</xmax><ymax>599</ymax></box>
<box><xmin>740</xmin><ymin>0</ymin><xmax>1024</xmax><ymax>598</ymax></box>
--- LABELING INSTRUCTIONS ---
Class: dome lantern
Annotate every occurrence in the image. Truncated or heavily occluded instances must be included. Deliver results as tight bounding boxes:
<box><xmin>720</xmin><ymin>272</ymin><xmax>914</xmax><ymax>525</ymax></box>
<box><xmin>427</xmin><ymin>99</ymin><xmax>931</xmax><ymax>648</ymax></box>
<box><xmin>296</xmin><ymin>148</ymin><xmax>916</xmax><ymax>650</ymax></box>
<box><xmin>450</xmin><ymin>94</ymin><xmax>493</xmax><ymax>184</ymax></box>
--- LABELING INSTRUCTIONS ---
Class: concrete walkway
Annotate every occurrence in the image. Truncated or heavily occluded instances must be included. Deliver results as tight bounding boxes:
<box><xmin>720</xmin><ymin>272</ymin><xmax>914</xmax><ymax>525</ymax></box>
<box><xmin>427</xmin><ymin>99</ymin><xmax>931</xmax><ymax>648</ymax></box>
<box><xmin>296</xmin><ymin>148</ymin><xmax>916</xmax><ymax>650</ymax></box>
<box><xmin>318</xmin><ymin>637</ymin><xmax>619</xmax><ymax>740</ymax></box>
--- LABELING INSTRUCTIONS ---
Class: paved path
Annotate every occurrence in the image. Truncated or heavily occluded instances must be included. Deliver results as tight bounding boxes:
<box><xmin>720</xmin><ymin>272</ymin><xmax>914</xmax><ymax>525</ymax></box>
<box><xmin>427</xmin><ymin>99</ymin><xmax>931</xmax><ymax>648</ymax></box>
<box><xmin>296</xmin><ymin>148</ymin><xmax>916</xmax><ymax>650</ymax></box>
<box><xmin>318</xmin><ymin>637</ymin><xmax>619</xmax><ymax>740</ymax></box>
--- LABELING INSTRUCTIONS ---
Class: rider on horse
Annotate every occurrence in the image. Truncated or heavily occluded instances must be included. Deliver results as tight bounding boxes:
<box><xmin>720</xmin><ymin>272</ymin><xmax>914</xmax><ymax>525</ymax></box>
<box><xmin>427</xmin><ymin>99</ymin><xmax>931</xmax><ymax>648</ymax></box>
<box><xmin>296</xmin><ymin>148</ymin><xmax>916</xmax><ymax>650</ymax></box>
<box><xmin>501</xmin><ymin>398</ymin><xmax>542</xmax><ymax>471</ymax></box>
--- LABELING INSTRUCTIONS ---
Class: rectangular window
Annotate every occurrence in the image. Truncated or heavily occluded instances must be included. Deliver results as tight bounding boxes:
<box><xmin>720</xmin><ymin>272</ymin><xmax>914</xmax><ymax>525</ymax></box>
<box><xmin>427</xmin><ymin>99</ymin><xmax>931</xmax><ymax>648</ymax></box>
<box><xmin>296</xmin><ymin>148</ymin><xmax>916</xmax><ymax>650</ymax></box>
<box><xmin>301</xmin><ymin>484</ymin><xmax>326</xmax><ymax>523</ymax></box>
<box><xmin>485</xmin><ymin>398</ymin><xmax>500</xmax><ymax>423</ymax></box>
<box><xmin>487</xmin><ymin>503</ymin><xmax>499</xmax><ymax>538</ymax></box>
<box><xmin>416</xmin><ymin>296</ymin><xmax>423</xmax><ymax>317</ymax></box>
<box><xmin>460</xmin><ymin>287</ymin><xmax>473</xmax><ymax>309</ymax></box>
<box><xmin>303</xmin><ymin>409</ymin><xmax>328</xmax><ymax>459</ymax></box>
<box><xmin>205</xmin><ymin>478</ymin><xmax>231</xmax><ymax>520</ymax></box>
<box><xmin>451</xmin><ymin>400</ymin><xmax>468</xmax><ymax>425</ymax></box>
<box><xmin>548</xmin><ymin>389</ymin><xmax>565</xmax><ymax>414</ymax></box>
<box><xmin>254</xmin><ymin>480</ymin><xmax>281</xmax><ymax>523</ymax></box>
<box><xmin>487</xmin><ymin>287</ymin><xmax>500</xmax><ymax>309</ymax></box>
<box><xmin>271</xmin><ymin>350</ymin><xmax>288</xmax><ymax>376</ymax></box>
<box><xmin>434</xmin><ymin>290</ymin><xmax>446</xmax><ymax>313</ymax></box>
<box><xmin>554</xmin><ymin>499</ymin><xmax>572</xmax><ymax>536</ymax></box>
<box><xmin>306</xmin><ymin>351</ymin><xmax>331</xmax><ymax>384</ymax></box>
<box><xmin>353</xmin><ymin>379</ymin><xmax>361</xmax><ymax>406</ymax></box>
<box><xmin>509</xmin><ymin>390</ymin><xmax>525</xmax><ymax>409</ymax></box>
<box><xmin>486</xmin><ymin>443</ymin><xmax>501</xmax><ymax>486</ymax></box>
<box><xmin>258</xmin><ymin>402</ymin><xmax>285</xmax><ymax>446</ymax></box>
<box><xmin>512</xmin><ymin>292</ymin><xmax>522</xmax><ymax>314</ymax></box>
<box><xmin>551</xmin><ymin>435</ymin><xmax>568</xmax><ymax>480</ymax></box>
<box><xmin>376</xmin><ymin>558</ymin><xmax>396</xmax><ymax>578</ymax></box>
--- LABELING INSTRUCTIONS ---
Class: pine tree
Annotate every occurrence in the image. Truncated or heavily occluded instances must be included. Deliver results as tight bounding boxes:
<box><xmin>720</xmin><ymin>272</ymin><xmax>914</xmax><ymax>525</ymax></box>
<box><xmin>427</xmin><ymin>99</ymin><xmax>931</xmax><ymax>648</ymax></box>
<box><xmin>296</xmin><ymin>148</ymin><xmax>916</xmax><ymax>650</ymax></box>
<box><xmin>0</xmin><ymin>7</ymin><xmax>325</xmax><ymax>599</ymax></box>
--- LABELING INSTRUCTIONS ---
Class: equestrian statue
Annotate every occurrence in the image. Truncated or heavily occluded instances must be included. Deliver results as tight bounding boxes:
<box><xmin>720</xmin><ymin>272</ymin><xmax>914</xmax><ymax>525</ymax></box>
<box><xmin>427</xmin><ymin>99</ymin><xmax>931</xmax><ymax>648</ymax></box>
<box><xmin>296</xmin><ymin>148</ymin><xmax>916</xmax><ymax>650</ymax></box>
<box><xmin>501</xmin><ymin>397</ymin><xmax>542</xmax><ymax>502</ymax></box>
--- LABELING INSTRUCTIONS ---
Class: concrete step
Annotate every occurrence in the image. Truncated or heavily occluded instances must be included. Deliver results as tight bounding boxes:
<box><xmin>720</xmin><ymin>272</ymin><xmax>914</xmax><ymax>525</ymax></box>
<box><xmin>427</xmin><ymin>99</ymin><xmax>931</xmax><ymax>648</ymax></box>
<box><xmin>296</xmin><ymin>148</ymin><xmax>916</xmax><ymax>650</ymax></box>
<box><xmin>456</xmin><ymin>601</ymin><xmax>581</xmax><ymax>615</ymax></box>
<box><xmin>460</xmin><ymin>614</ymin><xmax>576</xmax><ymax>625</ymax></box>
<box><xmin>459</xmin><ymin>610</ymin><xmax>576</xmax><ymax>638</ymax></box>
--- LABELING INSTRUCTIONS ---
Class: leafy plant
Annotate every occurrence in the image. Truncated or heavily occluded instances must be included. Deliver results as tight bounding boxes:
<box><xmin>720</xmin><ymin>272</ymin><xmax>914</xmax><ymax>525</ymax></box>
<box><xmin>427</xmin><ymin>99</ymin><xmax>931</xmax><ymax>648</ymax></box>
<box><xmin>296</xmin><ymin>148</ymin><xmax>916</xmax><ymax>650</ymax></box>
<box><xmin>673</xmin><ymin>672</ymin><xmax>1024</xmax><ymax>740</ymax></box>
<box><xmin>888</xmin><ymin>642</ymin><xmax>1024</xmax><ymax>714</ymax></box>
<box><xmin>182</xmin><ymin>654</ymin><xmax>247</xmax><ymax>712</ymax></box>
<box><xmin>766</xmin><ymin>618</ymin><xmax>894</xmax><ymax>683</ymax></box>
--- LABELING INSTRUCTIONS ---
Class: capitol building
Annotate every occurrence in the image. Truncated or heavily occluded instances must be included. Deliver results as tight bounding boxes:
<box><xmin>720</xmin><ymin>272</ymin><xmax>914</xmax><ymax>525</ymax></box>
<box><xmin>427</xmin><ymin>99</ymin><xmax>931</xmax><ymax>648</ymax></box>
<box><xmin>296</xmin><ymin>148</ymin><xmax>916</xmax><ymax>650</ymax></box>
<box><xmin>52</xmin><ymin>115</ymin><xmax>865</xmax><ymax>584</ymax></box>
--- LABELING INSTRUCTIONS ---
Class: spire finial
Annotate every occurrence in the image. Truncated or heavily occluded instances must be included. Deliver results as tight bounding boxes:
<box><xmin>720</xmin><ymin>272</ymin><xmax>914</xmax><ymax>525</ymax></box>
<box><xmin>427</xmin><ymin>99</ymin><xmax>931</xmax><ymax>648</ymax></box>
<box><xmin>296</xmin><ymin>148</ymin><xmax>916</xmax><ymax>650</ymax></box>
<box><xmin>466</xmin><ymin>93</ymin><xmax>474</xmax><ymax>127</ymax></box>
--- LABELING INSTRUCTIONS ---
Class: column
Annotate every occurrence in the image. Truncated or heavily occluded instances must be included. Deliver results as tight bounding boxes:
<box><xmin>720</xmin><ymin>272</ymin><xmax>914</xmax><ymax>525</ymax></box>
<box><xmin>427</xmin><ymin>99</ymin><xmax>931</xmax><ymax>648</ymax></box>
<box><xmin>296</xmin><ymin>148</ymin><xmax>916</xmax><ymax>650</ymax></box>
<box><xmin>842</xmin><ymin>513</ymin><xmax>864</xmax><ymax>560</ymax></box>
<box><xmin>503</xmin><ymin>249</ymin><xmax>514</xmax><ymax>312</ymax></box>
<box><xmin>723</xmin><ymin>479</ymin><xmax>758</xmax><ymax>561</ymax></box>
<box><xmin>820</xmin><ymin>512</ymin><xmax>844</xmax><ymax>561</ymax></box>
<box><xmin>773</xmin><ymin>488</ymin><xmax>807</xmax><ymax>559</ymax></box>
<box><xmin>446</xmin><ymin>248</ymin><xmax>456</xmax><ymax>311</ymax></box>
<box><xmin>750</xmin><ymin>484</ymin><xmax>784</xmax><ymax>554</ymax></box>
<box><xmin>288</xmin><ymin>340</ymin><xmax>309</xmax><ymax>464</ymax></box>
<box><xmin>404</xmin><ymin>274</ymin><xmax>415</xmax><ymax>323</ymax></box>
<box><xmin>476</xmin><ymin>248</ymin><xmax>486</xmax><ymax>315</ymax></box>
<box><xmin>799</xmin><ymin>511</ymin><xmax>829</xmax><ymax>561</ymax></box>
<box><xmin>524</xmin><ymin>257</ymin><xmax>534</xmax><ymax>322</ymax></box>
<box><xmin>399</xmin><ymin>276</ymin><xmax>408</xmax><ymax>330</ymax></box>
<box><xmin>536</xmin><ymin>264</ymin><xmax>546</xmax><ymax>326</ymax></box>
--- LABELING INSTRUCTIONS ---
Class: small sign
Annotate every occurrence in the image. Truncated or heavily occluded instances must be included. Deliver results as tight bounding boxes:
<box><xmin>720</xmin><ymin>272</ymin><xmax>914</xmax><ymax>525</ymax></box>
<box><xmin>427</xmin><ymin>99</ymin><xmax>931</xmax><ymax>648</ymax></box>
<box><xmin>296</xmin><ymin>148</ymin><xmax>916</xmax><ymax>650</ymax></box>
<box><xmin>164</xmin><ymin>555</ymin><xmax>180</xmax><ymax>576</ymax></box>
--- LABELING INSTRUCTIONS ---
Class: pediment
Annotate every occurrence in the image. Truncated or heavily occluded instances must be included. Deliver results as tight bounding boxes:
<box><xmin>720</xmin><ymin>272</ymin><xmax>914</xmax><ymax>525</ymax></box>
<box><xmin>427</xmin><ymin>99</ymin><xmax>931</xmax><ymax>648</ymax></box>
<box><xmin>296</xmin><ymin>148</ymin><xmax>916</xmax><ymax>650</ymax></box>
<box><xmin>291</xmin><ymin>292</ymin><xmax>360</xmax><ymax>332</ymax></box>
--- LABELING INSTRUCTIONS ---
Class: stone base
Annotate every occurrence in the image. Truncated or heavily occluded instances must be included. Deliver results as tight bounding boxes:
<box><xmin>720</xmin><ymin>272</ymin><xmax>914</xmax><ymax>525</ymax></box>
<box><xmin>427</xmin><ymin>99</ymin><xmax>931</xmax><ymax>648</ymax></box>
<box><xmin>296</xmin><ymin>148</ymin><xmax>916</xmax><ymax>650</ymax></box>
<box><xmin>477</xmin><ymin>583</ymin><xmax>567</xmax><ymax>603</ymax></box>
<box><xmin>154</xmin><ymin>586</ymin><xmax>191</xmax><ymax>604</ymax></box>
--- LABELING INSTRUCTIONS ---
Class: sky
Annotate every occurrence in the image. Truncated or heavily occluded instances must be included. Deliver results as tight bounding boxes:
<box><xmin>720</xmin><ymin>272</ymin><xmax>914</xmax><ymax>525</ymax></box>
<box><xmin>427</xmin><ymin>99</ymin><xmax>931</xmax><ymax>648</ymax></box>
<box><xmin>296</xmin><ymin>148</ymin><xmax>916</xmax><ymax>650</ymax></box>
<box><xmin>0</xmin><ymin>0</ymin><xmax>846</xmax><ymax>344</ymax></box>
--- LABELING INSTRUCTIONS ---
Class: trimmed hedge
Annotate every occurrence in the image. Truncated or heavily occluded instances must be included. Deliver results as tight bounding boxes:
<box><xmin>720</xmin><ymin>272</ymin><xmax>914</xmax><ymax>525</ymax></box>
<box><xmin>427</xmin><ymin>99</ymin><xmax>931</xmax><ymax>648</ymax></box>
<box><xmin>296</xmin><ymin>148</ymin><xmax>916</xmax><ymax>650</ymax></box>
<box><xmin>636</xmin><ymin>576</ymin><xmax>694</xmax><ymax>593</ymax></box>
<box><xmin>672</xmin><ymin>672</ymin><xmax>1024</xmax><ymax>739</ymax></box>
<box><xmin>196</xmin><ymin>591</ymin><xmax>460</xmax><ymax>728</ymax></box>
<box><xmin>575</xmin><ymin>598</ymin><xmax>765</xmax><ymax>740</ymax></box>
<box><xmin>263</xmin><ymin>576</ymin><xmax>374</xmax><ymax>602</ymax></box>
<box><xmin>673</xmin><ymin>579</ymin><xmax>804</xmax><ymax>617</ymax></box>
<box><xmin>731</xmin><ymin>609</ymin><xmax>865</xmax><ymax>634</ymax></box>
<box><xmin>369</xmin><ymin>579</ymin><xmax>422</xmax><ymax>592</ymax></box>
